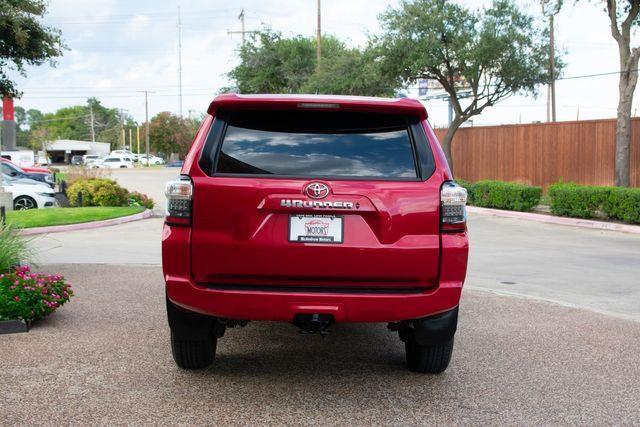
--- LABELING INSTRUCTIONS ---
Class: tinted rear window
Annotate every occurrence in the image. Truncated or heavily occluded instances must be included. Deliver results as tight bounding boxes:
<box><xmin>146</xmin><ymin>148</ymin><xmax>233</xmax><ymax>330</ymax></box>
<box><xmin>213</xmin><ymin>110</ymin><xmax>418</xmax><ymax>179</ymax></box>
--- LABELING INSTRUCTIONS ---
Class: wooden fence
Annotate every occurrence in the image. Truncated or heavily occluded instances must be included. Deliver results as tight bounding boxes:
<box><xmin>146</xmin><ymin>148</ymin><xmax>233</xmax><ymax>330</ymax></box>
<box><xmin>434</xmin><ymin>118</ymin><xmax>640</xmax><ymax>189</ymax></box>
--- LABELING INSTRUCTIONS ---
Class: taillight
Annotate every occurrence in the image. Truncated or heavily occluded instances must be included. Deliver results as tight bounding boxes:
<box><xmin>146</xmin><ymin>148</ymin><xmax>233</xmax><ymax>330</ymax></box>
<box><xmin>440</xmin><ymin>181</ymin><xmax>467</xmax><ymax>233</ymax></box>
<box><xmin>165</xmin><ymin>175</ymin><xmax>193</xmax><ymax>226</ymax></box>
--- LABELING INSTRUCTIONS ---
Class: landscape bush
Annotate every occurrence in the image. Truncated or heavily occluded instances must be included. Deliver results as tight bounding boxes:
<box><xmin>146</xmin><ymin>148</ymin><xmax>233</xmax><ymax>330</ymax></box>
<box><xmin>67</xmin><ymin>178</ymin><xmax>129</xmax><ymax>207</ymax></box>
<box><xmin>128</xmin><ymin>191</ymin><xmax>155</xmax><ymax>210</ymax></box>
<box><xmin>467</xmin><ymin>180</ymin><xmax>542</xmax><ymax>212</ymax></box>
<box><xmin>0</xmin><ymin>265</ymin><xmax>73</xmax><ymax>322</ymax></box>
<box><xmin>0</xmin><ymin>224</ymin><xmax>33</xmax><ymax>273</ymax></box>
<box><xmin>549</xmin><ymin>183</ymin><xmax>640</xmax><ymax>224</ymax></box>
<box><xmin>547</xmin><ymin>183</ymin><xmax>608</xmax><ymax>219</ymax></box>
<box><xmin>603</xmin><ymin>187</ymin><xmax>640</xmax><ymax>224</ymax></box>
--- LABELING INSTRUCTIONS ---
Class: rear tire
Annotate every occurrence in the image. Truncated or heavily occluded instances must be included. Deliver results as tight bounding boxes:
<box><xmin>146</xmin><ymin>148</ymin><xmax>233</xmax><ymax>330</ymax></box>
<box><xmin>405</xmin><ymin>332</ymin><xmax>454</xmax><ymax>374</ymax></box>
<box><xmin>170</xmin><ymin>330</ymin><xmax>217</xmax><ymax>369</ymax></box>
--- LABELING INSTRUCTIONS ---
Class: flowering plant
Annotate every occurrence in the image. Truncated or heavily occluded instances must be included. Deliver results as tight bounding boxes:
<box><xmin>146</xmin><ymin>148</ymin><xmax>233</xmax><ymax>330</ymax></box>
<box><xmin>0</xmin><ymin>266</ymin><xmax>73</xmax><ymax>322</ymax></box>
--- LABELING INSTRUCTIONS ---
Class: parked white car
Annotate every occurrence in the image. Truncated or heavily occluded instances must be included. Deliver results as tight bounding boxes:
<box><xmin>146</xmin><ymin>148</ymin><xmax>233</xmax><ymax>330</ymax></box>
<box><xmin>139</xmin><ymin>155</ymin><xmax>165</xmax><ymax>165</ymax></box>
<box><xmin>2</xmin><ymin>174</ymin><xmax>57</xmax><ymax>210</ymax></box>
<box><xmin>91</xmin><ymin>156</ymin><xmax>134</xmax><ymax>169</ymax></box>
<box><xmin>83</xmin><ymin>154</ymin><xmax>102</xmax><ymax>164</ymax></box>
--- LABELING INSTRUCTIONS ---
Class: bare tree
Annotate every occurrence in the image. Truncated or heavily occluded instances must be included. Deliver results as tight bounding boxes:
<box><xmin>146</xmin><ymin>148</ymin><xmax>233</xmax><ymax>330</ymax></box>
<box><xmin>606</xmin><ymin>0</ymin><xmax>640</xmax><ymax>186</ymax></box>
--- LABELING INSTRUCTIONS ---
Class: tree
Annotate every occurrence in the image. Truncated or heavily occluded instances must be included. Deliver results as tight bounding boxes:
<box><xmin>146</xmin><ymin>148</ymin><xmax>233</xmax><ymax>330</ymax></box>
<box><xmin>28</xmin><ymin>98</ymin><xmax>129</xmax><ymax>149</ymax></box>
<box><xmin>373</xmin><ymin>0</ymin><xmax>558</xmax><ymax>171</ymax></box>
<box><xmin>602</xmin><ymin>0</ymin><xmax>640</xmax><ymax>186</ymax></box>
<box><xmin>302</xmin><ymin>47</ymin><xmax>399</xmax><ymax>96</ymax></box>
<box><xmin>148</xmin><ymin>112</ymin><xmax>194</xmax><ymax>157</ymax></box>
<box><xmin>0</xmin><ymin>0</ymin><xmax>66</xmax><ymax>97</ymax></box>
<box><xmin>1</xmin><ymin>104</ymin><xmax>44</xmax><ymax>148</ymax></box>
<box><xmin>227</xmin><ymin>30</ymin><xmax>398</xmax><ymax>96</ymax></box>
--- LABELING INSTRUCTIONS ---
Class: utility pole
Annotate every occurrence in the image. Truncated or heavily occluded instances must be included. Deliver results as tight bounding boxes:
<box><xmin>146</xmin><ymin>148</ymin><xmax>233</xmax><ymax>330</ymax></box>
<box><xmin>136</xmin><ymin>126</ymin><xmax>140</xmax><ymax>157</ymax></box>
<box><xmin>227</xmin><ymin>9</ymin><xmax>259</xmax><ymax>43</ymax></box>
<box><xmin>128</xmin><ymin>128</ymin><xmax>132</xmax><ymax>151</ymax></box>
<box><xmin>239</xmin><ymin>9</ymin><xmax>246</xmax><ymax>44</ymax></box>
<box><xmin>89</xmin><ymin>105</ymin><xmax>96</xmax><ymax>142</ymax></box>
<box><xmin>138</xmin><ymin>91</ymin><xmax>154</xmax><ymax>167</ymax></box>
<box><xmin>316</xmin><ymin>0</ymin><xmax>322</xmax><ymax>66</ymax></box>
<box><xmin>177</xmin><ymin>5</ymin><xmax>183</xmax><ymax>117</ymax></box>
<box><xmin>119</xmin><ymin>109</ymin><xmax>125</xmax><ymax>149</ymax></box>
<box><xmin>541</xmin><ymin>0</ymin><xmax>561</xmax><ymax>122</ymax></box>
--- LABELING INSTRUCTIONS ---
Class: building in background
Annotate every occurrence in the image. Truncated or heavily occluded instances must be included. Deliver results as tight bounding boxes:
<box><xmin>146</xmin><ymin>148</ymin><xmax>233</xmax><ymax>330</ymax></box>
<box><xmin>43</xmin><ymin>140</ymin><xmax>110</xmax><ymax>164</ymax></box>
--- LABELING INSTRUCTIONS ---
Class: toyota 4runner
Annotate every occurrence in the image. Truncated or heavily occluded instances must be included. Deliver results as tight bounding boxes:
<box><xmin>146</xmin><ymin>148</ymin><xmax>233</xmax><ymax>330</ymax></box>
<box><xmin>163</xmin><ymin>94</ymin><xmax>469</xmax><ymax>373</ymax></box>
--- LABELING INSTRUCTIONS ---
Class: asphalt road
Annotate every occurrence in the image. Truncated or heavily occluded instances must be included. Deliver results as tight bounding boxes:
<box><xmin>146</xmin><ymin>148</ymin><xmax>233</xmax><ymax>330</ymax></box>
<box><xmin>1</xmin><ymin>265</ymin><xmax>639</xmax><ymax>425</ymax></box>
<box><xmin>5</xmin><ymin>168</ymin><xmax>639</xmax><ymax>424</ymax></box>
<box><xmin>32</xmin><ymin>212</ymin><xmax>640</xmax><ymax>321</ymax></box>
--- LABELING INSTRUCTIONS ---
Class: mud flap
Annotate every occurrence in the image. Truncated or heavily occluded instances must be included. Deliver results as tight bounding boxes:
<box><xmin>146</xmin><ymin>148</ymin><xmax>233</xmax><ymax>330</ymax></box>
<box><xmin>411</xmin><ymin>306</ymin><xmax>458</xmax><ymax>346</ymax></box>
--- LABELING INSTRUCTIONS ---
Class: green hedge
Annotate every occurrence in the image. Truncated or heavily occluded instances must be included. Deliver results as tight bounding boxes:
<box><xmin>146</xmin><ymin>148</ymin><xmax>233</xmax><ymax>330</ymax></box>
<box><xmin>548</xmin><ymin>183</ymin><xmax>640</xmax><ymax>224</ymax></box>
<box><xmin>459</xmin><ymin>180</ymin><xmax>542</xmax><ymax>212</ymax></box>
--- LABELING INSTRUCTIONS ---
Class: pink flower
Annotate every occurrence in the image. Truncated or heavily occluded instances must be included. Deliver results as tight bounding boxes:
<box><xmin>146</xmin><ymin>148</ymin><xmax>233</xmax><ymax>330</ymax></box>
<box><xmin>13</xmin><ymin>296</ymin><xmax>20</xmax><ymax>302</ymax></box>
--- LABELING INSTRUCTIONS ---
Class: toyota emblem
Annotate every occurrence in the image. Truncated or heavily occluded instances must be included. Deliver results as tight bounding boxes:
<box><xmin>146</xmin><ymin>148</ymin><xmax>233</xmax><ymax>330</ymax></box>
<box><xmin>304</xmin><ymin>182</ymin><xmax>330</xmax><ymax>199</ymax></box>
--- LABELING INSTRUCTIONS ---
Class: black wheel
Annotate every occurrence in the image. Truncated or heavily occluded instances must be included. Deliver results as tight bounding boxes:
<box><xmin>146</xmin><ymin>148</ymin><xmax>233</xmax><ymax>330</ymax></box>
<box><xmin>14</xmin><ymin>196</ymin><xmax>37</xmax><ymax>210</ymax></box>
<box><xmin>167</xmin><ymin>298</ymin><xmax>217</xmax><ymax>369</ymax></box>
<box><xmin>404</xmin><ymin>331</ymin><xmax>454</xmax><ymax>374</ymax></box>
<box><xmin>170</xmin><ymin>330</ymin><xmax>217</xmax><ymax>369</ymax></box>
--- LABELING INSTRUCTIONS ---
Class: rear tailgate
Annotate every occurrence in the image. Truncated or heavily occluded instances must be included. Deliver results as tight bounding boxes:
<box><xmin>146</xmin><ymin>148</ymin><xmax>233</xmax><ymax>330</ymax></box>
<box><xmin>189</xmin><ymin>108</ymin><xmax>442</xmax><ymax>290</ymax></box>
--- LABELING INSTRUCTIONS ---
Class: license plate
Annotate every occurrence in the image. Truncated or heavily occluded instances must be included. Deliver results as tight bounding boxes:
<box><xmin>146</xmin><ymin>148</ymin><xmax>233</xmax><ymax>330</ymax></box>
<box><xmin>289</xmin><ymin>214</ymin><xmax>343</xmax><ymax>244</ymax></box>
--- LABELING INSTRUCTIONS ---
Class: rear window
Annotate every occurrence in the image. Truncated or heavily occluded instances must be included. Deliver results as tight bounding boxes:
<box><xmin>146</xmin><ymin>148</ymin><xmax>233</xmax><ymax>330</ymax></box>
<box><xmin>211</xmin><ymin>110</ymin><xmax>420</xmax><ymax>179</ymax></box>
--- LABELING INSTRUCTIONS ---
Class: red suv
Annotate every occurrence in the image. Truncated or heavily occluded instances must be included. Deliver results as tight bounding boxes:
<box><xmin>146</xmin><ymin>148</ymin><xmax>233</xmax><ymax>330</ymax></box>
<box><xmin>162</xmin><ymin>94</ymin><xmax>469</xmax><ymax>373</ymax></box>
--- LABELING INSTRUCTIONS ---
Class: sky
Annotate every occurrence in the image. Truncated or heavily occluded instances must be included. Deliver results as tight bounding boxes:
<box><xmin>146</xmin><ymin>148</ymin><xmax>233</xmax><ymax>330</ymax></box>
<box><xmin>7</xmin><ymin>0</ymin><xmax>640</xmax><ymax>128</ymax></box>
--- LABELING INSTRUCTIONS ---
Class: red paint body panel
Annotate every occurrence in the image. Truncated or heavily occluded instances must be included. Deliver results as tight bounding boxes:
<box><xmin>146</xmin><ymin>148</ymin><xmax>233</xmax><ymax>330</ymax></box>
<box><xmin>1</xmin><ymin>158</ymin><xmax>51</xmax><ymax>175</ymax></box>
<box><xmin>162</xmin><ymin>94</ymin><xmax>468</xmax><ymax>323</ymax></box>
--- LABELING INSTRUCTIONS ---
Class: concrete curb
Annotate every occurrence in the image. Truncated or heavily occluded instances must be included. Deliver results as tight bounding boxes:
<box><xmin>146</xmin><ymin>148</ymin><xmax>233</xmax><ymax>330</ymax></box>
<box><xmin>20</xmin><ymin>209</ymin><xmax>155</xmax><ymax>236</ymax></box>
<box><xmin>467</xmin><ymin>206</ymin><xmax>640</xmax><ymax>234</ymax></box>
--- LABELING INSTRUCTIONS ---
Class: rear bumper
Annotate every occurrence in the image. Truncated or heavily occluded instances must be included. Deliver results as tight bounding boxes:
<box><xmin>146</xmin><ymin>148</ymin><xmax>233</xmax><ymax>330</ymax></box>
<box><xmin>163</xmin><ymin>225</ymin><xmax>468</xmax><ymax>323</ymax></box>
<box><xmin>166</xmin><ymin>277</ymin><xmax>462</xmax><ymax>323</ymax></box>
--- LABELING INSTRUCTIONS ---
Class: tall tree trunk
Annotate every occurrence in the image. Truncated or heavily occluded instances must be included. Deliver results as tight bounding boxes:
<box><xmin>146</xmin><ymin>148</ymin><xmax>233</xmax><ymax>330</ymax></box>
<box><xmin>615</xmin><ymin>71</ymin><xmax>636</xmax><ymax>187</ymax></box>
<box><xmin>608</xmin><ymin>0</ymin><xmax>640</xmax><ymax>187</ymax></box>
<box><xmin>441</xmin><ymin>118</ymin><xmax>463</xmax><ymax>174</ymax></box>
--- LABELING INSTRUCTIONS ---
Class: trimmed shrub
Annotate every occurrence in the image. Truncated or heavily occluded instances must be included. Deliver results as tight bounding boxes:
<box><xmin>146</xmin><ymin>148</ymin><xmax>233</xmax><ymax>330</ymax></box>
<box><xmin>470</xmin><ymin>180</ymin><xmax>542</xmax><ymax>212</ymax></box>
<box><xmin>547</xmin><ymin>183</ymin><xmax>609</xmax><ymax>219</ymax></box>
<box><xmin>603</xmin><ymin>187</ymin><xmax>640</xmax><ymax>224</ymax></box>
<box><xmin>0</xmin><ymin>265</ymin><xmax>73</xmax><ymax>322</ymax></box>
<box><xmin>92</xmin><ymin>181</ymin><xmax>129</xmax><ymax>207</ymax></box>
<box><xmin>129</xmin><ymin>191</ymin><xmax>155</xmax><ymax>210</ymax></box>
<box><xmin>548</xmin><ymin>183</ymin><xmax>640</xmax><ymax>224</ymax></box>
<box><xmin>67</xmin><ymin>178</ymin><xmax>129</xmax><ymax>207</ymax></box>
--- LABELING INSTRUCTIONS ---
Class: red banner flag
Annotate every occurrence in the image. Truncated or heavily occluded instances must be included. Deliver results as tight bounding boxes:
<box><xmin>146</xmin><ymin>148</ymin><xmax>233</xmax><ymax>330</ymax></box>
<box><xmin>2</xmin><ymin>97</ymin><xmax>14</xmax><ymax>121</ymax></box>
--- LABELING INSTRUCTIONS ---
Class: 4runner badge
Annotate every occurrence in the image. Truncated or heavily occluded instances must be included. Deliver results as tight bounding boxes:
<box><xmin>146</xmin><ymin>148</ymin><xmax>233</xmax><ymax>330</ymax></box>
<box><xmin>280</xmin><ymin>199</ymin><xmax>355</xmax><ymax>209</ymax></box>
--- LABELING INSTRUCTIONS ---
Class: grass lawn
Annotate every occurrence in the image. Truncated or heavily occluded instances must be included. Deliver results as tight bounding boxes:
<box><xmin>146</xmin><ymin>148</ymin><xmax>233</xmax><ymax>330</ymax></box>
<box><xmin>6</xmin><ymin>206</ymin><xmax>145</xmax><ymax>229</ymax></box>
